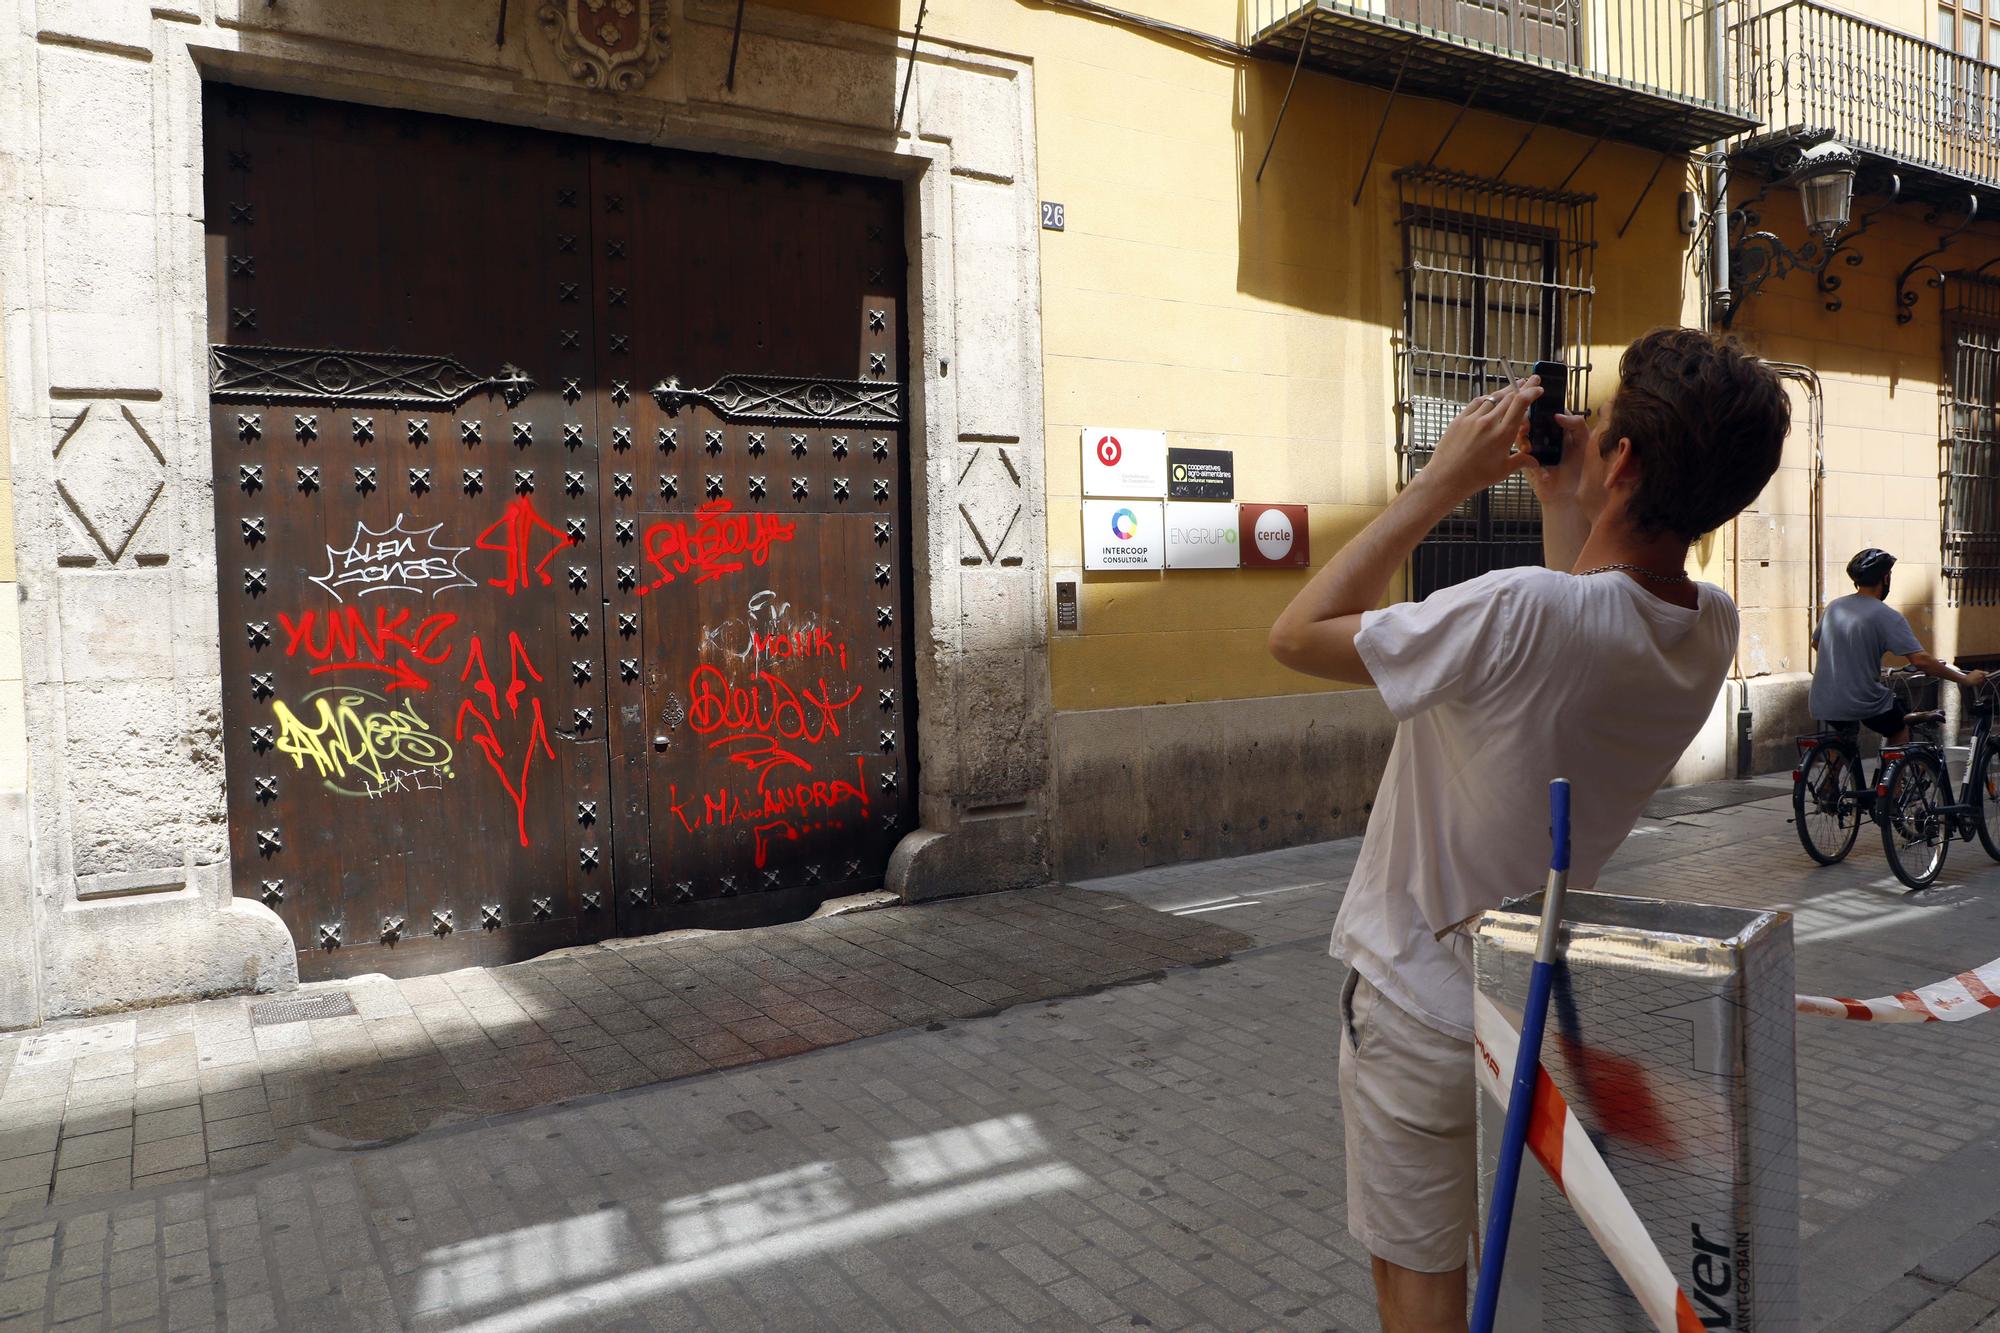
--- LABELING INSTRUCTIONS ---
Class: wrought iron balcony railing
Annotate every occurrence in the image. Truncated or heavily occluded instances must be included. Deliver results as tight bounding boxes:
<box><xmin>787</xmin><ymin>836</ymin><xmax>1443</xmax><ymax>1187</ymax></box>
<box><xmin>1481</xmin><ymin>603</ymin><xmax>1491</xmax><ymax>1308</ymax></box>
<box><xmin>1246</xmin><ymin>0</ymin><xmax>1757</xmax><ymax>153</ymax></box>
<box><xmin>1732</xmin><ymin>0</ymin><xmax>2000</xmax><ymax>198</ymax></box>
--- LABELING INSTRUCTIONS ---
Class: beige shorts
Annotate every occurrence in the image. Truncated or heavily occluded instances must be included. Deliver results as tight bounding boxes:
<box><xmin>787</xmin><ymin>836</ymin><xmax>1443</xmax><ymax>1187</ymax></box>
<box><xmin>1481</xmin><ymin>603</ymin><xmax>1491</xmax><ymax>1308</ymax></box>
<box><xmin>1338</xmin><ymin>969</ymin><xmax>1478</xmax><ymax>1273</ymax></box>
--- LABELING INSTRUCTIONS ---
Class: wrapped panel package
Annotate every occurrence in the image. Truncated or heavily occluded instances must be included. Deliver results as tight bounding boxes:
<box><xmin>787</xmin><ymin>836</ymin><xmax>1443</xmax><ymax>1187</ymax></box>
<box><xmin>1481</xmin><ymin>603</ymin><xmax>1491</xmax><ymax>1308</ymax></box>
<box><xmin>1473</xmin><ymin>892</ymin><xmax>1799</xmax><ymax>1331</ymax></box>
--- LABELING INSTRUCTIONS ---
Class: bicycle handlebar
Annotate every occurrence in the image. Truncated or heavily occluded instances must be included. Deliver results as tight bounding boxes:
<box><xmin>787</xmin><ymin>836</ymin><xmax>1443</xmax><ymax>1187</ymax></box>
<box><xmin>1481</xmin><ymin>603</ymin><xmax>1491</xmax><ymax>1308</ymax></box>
<box><xmin>1882</xmin><ymin>664</ymin><xmax>1992</xmax><ymax>684</ymax></box>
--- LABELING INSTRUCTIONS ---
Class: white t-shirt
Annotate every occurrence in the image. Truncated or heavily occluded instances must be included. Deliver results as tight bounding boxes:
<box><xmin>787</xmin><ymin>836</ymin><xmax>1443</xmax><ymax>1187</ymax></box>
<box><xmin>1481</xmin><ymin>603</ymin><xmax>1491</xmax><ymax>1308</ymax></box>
<box><xmin>1334</xmin><ymin>566</ymin><xmax>1737</xmax><ymax>1042</ymax></box>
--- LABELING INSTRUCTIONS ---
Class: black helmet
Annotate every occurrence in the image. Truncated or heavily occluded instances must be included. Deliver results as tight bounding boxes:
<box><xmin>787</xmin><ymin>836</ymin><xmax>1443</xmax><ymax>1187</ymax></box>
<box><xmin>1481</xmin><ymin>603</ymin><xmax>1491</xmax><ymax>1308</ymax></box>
<box><xmin>1847</xmin><ymin>548</ymin><xmax>1897</xmax><ymax>585</ymax></box>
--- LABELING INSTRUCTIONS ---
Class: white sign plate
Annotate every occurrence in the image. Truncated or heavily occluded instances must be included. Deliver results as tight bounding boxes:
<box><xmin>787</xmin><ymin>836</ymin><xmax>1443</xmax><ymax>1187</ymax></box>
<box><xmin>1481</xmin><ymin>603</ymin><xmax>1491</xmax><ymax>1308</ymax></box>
<box><xmin>1164</xmin><ymin>502</ymin><xmax>1240</xmax><ymax>569</ymax></box>
<box><xmin>1083</xmin><ymin>500</ymin><xmax>1164</xmax><ymax>571</ymax></box>
<box><xmin>1081</xmin><ymin>427</ymin><xmax>1167</xmax><ymax>498</ymax></box>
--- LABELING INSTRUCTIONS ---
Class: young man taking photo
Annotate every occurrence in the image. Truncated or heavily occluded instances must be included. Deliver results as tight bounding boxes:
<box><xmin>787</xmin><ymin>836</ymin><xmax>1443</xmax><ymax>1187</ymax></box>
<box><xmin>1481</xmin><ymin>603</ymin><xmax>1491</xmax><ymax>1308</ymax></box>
<box><xmin>1268</xmin><ymin>329</ymin><xmax>1790</xmax><ymax>1332</ymax></box>
<box><xmin>1810</xmin><ymin>547</ymin><xmax>1985</xmax><ymax>743</ymax></box>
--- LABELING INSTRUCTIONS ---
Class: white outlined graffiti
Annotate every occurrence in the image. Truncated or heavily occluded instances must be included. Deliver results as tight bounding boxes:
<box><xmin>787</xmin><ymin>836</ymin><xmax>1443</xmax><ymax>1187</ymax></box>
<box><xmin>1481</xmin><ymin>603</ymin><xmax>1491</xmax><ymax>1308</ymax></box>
<box><xmin>310</xmin><ymin>513</ymin><xmax>475</xmax><ymax>602</ymax></box>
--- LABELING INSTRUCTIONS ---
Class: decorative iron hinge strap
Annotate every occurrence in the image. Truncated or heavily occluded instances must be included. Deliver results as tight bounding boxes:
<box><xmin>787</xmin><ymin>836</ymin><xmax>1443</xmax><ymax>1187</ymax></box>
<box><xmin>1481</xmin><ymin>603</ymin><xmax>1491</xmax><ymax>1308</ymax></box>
<box><xmin>649</xmin><ymin>372</ymin><xmax>903</xmax><ymax>426</ymax></box>
<box><xmin>209</xmin><ymin>345</ymin><xmax>536</xmax><ymax>409</ymax></box>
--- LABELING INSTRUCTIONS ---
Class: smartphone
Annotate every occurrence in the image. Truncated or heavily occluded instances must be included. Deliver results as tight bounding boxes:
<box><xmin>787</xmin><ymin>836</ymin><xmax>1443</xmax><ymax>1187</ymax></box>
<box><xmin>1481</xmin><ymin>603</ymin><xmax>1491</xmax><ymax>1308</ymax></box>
<box><xmin>1527</xmin><ymin>360</ymin><xmax>1567</xmax><ymax>465</ymax></box>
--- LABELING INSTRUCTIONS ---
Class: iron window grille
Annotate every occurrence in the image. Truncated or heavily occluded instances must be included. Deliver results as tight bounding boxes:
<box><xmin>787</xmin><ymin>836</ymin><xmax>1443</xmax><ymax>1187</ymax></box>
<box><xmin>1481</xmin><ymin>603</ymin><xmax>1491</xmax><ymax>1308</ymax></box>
<box><xmin>1396</xmin><ymin>166</ymin><xmax>1595</xmax><ymax>600</ymax></box>
<box><xmin>1944</xmin><ymin>275</ymin><xmax>2000</xmax><ymax>606</ymax></box>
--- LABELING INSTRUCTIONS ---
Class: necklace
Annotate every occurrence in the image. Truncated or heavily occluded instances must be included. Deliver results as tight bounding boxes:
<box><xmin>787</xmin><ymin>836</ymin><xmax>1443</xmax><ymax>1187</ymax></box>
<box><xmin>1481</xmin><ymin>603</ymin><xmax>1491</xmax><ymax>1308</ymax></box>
<box><xmin>1579</xmin><ymin>562</ymin><xmax>1691</xmax><ymax>585</ymax></box>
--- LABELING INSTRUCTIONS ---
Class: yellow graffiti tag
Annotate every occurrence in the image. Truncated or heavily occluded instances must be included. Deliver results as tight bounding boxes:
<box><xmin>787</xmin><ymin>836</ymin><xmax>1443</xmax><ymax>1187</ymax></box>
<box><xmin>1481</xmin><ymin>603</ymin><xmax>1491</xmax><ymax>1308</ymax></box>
<box><xmin>270</xmin><ymin>688</ymin><xmax>454</xmax><ymax>797</ymax></box>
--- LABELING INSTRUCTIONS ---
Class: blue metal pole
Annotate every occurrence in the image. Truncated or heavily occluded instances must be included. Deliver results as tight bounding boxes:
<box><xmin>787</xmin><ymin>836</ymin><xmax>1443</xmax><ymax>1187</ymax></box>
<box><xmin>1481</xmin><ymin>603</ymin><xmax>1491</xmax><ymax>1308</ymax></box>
<box><xmin>1470</xmin><ymin>778</ymin><xmax>1572</xmax><ymax>1333</ymax></box>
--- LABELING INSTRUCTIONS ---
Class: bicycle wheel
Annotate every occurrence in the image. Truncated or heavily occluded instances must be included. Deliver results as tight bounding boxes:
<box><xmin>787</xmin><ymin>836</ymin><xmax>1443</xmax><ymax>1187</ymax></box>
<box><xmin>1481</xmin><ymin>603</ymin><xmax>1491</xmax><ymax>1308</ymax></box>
<box><xmin>1881</xmin><ymin>751</ymin><xmax>1951</xmax><ymax>889</ymax></box>
<box><xmin>1794</xmin><ymin>745</ymin><xmax>1863</xmax><ymax>865</ymax></box>
<box><xmin>1975</xmin><ymin>745</ymin><xmax>2000</xmax><ymax>863</ymax></box>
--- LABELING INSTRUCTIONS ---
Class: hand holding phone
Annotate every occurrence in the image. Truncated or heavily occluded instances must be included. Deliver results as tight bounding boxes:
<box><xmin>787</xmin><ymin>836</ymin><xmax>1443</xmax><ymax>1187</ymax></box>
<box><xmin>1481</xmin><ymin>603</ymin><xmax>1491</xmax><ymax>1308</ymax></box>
<box><xmin>1527</xmin><ymin>360</ymin><xmax>1567</xmax><ymax>465</ymax></box>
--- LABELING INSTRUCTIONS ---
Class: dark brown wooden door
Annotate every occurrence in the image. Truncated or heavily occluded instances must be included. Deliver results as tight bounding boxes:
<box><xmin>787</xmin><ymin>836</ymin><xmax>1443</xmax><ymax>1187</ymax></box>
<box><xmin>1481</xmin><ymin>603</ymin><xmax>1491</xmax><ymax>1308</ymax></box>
<box><xmin>204</xmin><ymin>88</ymin><xmax>913</xmax><ymax>977</ymax></box>
<box><xmin>589</xmin><ymin>148</ymin><xmax>914</xmax><ymax>932</ymax></box>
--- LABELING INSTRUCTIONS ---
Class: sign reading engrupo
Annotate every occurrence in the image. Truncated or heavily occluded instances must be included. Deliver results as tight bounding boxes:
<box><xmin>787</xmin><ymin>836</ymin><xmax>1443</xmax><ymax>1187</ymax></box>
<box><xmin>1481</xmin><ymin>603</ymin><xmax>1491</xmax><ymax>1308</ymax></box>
<box><xmin>1081</xmin><ymin>428</ymin><xmax>1167</xmax><ymax>498</ymax></box>
<box><xmin>1164</xmin><ymin>502</ymin><xmax>1239</xmax><ymax>569</ymax></box>
<box><xmin>1237</xmin><ymin>503</ymin><xmax>1310</xmax><ymax>568</ymax></box>
<box><xmin>1083</xmin><ymin>499</ymin><xmax>1164</xmax><ymax>570</ymax></box>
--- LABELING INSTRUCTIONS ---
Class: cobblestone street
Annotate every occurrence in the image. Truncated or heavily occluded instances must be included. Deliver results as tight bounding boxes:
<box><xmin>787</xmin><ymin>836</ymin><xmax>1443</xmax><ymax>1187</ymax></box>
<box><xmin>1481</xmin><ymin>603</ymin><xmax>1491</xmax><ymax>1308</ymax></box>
<box><xmin>10</xmin><ymin>774</ymin><xmax>2000</xmax><ymax>1330</ymax></box>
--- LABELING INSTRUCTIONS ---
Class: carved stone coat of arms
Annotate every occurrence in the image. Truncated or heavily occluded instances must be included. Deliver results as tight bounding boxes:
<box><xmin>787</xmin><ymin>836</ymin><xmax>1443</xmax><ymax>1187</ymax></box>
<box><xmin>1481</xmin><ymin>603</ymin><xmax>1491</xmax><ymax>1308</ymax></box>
<box><xmin>538</xmin><ymin>0</ymin><xmax>670</xmax><ymax>92</ymax></box>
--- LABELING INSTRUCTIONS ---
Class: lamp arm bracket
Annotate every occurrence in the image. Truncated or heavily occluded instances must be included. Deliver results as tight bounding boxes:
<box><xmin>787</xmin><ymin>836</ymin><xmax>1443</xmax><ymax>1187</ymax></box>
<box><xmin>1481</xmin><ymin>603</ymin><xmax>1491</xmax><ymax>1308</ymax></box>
<box><xmin>1815</xmin><ymin>173</ymin><xmax>1901</xmax><ymax>311</ymax></box>
<box><xmin>1897</xmin><ymin>192</ymin><xmax>1981</xmax><ymax>326</ymax></box>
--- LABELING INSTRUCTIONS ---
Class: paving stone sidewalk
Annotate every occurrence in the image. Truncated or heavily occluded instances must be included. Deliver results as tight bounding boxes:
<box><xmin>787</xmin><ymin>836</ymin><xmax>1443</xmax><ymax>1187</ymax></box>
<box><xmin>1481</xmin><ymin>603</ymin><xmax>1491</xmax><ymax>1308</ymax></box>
<box><xmin>10</xmin><ymin>774</ymin><xmax>2000</xmax><ymax>1329</ymax></box>
<box><xmin>0</xmin><ymin>888</ymin><xmax>1247</xmax><ymax>1216</ymax></box>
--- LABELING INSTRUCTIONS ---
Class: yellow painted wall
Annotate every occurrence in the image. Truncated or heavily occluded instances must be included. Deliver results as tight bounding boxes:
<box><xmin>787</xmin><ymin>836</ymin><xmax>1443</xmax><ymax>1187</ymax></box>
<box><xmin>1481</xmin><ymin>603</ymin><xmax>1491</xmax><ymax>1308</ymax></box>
<box><xmin>1731</xmin><ymin>200</ymin><xmax>2000</xmax><ymax>677</ymax></box>
<box><xmin>771</xmin><ymin>0</ymin><xmax>1704</xmax><ymax>708</ymax></box>
<box><xmin>1031</xmin><ymin>12</ymin><xmax>1704</xmax><ymax>707</ymax></box>
<box><xmin>1703</xmin><ymin>0</ymin><xmax>2000</xmax><ymax>682</ymax></box>
<box><xmin>778</xmin><ymin>0</ymin><xmax>1995</xmax><ymax>709</ymax></box>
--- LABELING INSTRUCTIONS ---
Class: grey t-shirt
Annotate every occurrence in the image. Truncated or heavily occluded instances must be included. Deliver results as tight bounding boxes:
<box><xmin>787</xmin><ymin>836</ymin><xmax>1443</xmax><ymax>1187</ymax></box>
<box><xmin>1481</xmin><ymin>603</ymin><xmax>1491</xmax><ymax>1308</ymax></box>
<box><xmin>1810</xmin><ymin>593</ymin><xmax>1924</xmax><ymax>720</ymax></box>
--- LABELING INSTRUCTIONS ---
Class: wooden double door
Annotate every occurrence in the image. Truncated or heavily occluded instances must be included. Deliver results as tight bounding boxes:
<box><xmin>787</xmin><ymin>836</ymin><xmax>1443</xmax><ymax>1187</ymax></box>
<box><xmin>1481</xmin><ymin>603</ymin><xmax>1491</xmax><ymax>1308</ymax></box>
<box><xmin>205</xmin><ymin>87</ymin><xmax>915</xmax><ymax>978</ymax></box>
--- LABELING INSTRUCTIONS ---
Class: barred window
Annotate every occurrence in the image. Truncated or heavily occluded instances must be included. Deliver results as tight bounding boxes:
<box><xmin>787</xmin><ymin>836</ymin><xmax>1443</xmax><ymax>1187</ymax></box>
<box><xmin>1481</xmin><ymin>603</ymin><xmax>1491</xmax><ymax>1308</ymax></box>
<box><xmin>1945</xmin><ymin>276</ymin><xmax>2000</xmax><ymax>606</ymax></box>
<box><xmin>1396</xmin><ymin>167</ymin><xmax>1595</xmax><ymax>600</ymax></box>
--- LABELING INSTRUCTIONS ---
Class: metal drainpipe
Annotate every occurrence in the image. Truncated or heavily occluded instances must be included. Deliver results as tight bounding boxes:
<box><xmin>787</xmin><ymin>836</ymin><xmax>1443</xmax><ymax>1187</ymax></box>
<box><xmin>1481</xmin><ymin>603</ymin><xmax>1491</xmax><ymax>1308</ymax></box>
<box><xmin>1753</xmin><ymin>361</ymin><xmax>1826</xmax><ymax>778</ymax></box>
<box><xmin>1708</xmin><ymin>33</ymin><xmax>1732</xmax><ymax>326</ymax></box>
<box><xmin>1731</xmin><ymin>512</ymin><xmax>1753</xmax><ymax>777</ymax></box>
<box><xmin>1708</xmin><ymin>0</ymin><xmax>1742</xmax><ymax>769</ymax></box>
<box><xmin>1710</xmin><ymin>160</ymin><xmax>1732</xmax><ymax>326</ymax></box>
<box><xmin>1704</xmin><ymin>85</ymin><xmax>1736</xmax><ymax>320</ymax></box>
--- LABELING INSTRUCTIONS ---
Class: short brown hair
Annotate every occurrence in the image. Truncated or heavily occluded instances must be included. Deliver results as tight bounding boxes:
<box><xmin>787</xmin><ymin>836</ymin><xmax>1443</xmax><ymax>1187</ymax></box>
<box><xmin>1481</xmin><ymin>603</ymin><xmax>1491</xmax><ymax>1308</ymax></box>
<box><xmin>1600</xmin><ymin>328</ymin><xmax>1789</xmax><ymax>541</ymax></box>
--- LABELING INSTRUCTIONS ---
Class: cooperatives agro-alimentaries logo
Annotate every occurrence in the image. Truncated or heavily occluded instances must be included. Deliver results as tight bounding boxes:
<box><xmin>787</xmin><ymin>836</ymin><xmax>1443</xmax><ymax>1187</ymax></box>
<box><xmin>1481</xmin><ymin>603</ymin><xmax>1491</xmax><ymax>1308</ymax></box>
<box><xmin>1111</xmin><ymin>507</ymin><xmax>1139</xmax><ymax>540</ymax></box>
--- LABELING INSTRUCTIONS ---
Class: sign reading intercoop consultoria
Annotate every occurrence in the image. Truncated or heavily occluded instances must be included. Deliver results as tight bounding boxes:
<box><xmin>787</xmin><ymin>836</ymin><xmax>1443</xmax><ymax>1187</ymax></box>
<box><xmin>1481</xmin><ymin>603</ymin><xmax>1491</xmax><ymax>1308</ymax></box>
<box><xmin>1083</xmin><ymin>499</ymin><xmax>1164</xmax><ymax>570</ymax></box>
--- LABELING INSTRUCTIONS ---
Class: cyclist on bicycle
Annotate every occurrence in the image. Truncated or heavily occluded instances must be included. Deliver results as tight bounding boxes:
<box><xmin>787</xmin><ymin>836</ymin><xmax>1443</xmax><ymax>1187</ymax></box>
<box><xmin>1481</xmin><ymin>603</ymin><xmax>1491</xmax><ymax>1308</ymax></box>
<box><xmin>1811</xmin><ymin>548</ymin><xmax>1986</xmax><ymax>744</ymax></box>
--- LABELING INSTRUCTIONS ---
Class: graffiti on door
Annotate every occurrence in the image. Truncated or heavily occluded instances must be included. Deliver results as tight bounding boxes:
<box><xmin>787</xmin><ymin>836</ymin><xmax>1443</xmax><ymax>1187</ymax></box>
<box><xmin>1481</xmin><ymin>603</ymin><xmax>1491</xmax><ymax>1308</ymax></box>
<box><xmin>637</xmin><ymin>501</ymin><xmax>797</xmax><ymax>591</ymax></box>
<box><xmin>271</xmin><ymin>686</ymin><xmax>456</xmax><ymax>799</ymax></box>
<box><xmin>268</xmin><ymin>492</ymin><xmax>573</xmax><ymax>845</ymax></box>
<box><xmin>477</xmin><ymin>495</ymin><xmax>574</xmax><ymax>597</ymax></box>
<box><xmin>278</xmin><ymin>606</ymin><xmax>460</xmax><ymax>693</ymax></box>
<box><xmin>658</xmin><ymin>585</ymin><xmax>875</xmax><ymax>870</ymax></box>
<box><xmin>210</xmin><ymin>87</ymin><xmax>912</xmax><ymax>972</ymax></box>
<box><xmin>310</xmin><ymin>514</ymin><xmax>475</xmax><ymax>602</ymax></box>
<box><xmin>455</xmin><ymin>630</ymin><xmax>557</xmax><ymax>849</ymax></box>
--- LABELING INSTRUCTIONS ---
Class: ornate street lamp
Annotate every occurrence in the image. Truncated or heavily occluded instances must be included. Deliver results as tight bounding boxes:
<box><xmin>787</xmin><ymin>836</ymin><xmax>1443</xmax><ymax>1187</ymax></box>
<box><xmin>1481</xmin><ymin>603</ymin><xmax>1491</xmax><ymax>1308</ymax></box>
<box><xmin>1718</xmin><ymin>138</ymin><xmax>1885</xmax><ymax>327</ymax></box>
<box><xmin>1792</xmin><ymin>140</ymin><xmax>1859</xmax><ymax>239</ymax></box>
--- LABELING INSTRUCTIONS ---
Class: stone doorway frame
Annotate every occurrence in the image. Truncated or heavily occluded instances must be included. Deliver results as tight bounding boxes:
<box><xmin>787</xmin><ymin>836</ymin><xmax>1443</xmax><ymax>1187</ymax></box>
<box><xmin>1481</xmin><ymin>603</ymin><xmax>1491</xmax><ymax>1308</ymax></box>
<box><xmin>0</xmin><ymin>0</ymin><xmax>1052</xmax><ymax>1021</ymax></box>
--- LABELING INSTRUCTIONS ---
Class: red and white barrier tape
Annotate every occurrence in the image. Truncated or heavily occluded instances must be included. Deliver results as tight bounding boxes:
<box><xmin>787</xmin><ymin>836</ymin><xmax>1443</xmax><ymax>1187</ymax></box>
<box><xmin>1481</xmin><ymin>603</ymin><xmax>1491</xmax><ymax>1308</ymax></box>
<box><xmin>1796</xmin><ymin>953</ymin><xmax>2000</xmax><ymax>1023</ymax></box>
<box><xmin>1472</xmin><ymin>991</ymin><xmax>1705</xmax><ymax>1333</ymax></box>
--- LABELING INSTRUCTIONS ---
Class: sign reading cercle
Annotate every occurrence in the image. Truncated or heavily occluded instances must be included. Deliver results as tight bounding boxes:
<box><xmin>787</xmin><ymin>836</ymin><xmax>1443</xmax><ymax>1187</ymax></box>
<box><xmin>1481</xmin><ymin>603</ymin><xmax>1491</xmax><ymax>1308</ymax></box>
<box><xmin>1256</xmin><ymin>510</ymin><xmax>1294</xmax><ymax>560</ymax></box>
<box><xmin>1238</xmin><ymin>502</ymin><xmax>1310</xmax><ymax>568</ymax></box>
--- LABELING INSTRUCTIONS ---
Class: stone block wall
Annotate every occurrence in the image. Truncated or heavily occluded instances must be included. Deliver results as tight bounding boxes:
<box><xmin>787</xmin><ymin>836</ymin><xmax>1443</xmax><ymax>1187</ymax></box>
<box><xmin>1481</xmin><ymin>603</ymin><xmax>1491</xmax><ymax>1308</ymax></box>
<box><xmin>0</xmin><ymin>263</ymin><xmax>33</xmax><ymax>1030</ymax></box>
<box><xmin>0</xmin><ymin>0</ymin><xmax>1057</xmax><ymax>1020</ymax></box>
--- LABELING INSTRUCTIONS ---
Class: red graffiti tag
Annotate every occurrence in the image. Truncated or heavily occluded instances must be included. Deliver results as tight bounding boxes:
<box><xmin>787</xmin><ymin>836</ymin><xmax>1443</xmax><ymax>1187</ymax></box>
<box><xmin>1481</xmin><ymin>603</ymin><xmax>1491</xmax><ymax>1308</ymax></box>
<box><xmin>685</xmin><ymin>664</ymin><xmax>864</xmax><ymax>789</ymax></box>
<box><xmin>668</xmin><ymin>757</ymin><xmax>870</xmax><ymax>867</ymax></box>
<box><xmin>455</xmin><ymin>632</ymin><xmax>555</xmax><ymax>848</ymax></box>
<box><xmin>638</xmin><ymin>500</ymin><xmax>796</xmax><ymax>591</ymax></box>
<box><xmin>749</xmin><ymin>627</ymin><xmax>848</xmax><ymax>670</ymax></box>
<box><xmin>276</xmin><ymin>606</ymin><xmax>458</xmax><ymax>692</ymax></box>
<box><xmin>476</xmin><ymin>495</ymin><xmax>572</xmax><ymax>597</ymax></box>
